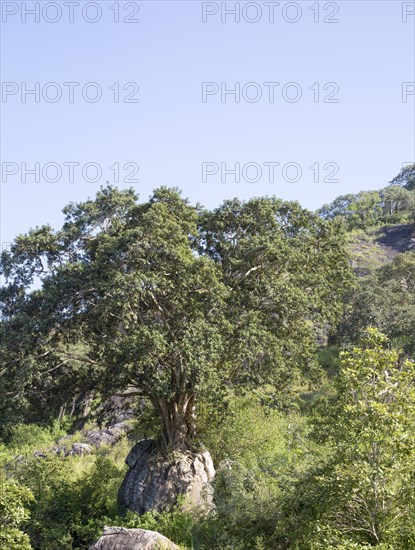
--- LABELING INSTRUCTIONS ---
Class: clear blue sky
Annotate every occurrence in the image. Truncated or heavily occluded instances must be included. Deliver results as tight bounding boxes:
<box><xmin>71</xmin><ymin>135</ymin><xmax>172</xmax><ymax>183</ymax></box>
<box><xmin>1</xmin><ymin>0</ymin><xmax>414</xmax><ymax>245</ymax></box>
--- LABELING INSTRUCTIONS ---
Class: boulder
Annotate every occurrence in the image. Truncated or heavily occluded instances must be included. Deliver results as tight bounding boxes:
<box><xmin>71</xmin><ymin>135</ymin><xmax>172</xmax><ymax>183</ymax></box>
<box><xmin>118</xmin><ymin>440</ymin><xmax>215</xmax><ymax>514</ymax></box>
<box><xmin>89</xmin><ymin>526</ymin><xmax>179</xmax><ymax>550</ymax></box>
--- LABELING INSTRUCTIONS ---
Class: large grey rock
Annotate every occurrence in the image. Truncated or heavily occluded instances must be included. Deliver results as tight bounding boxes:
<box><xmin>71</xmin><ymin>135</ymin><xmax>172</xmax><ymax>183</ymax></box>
<box><xmin>89</xmin><ymin>526</ymin><xmax>179</xmax><ymax>550</ymax></box>
<box><xmin>118</xmin><ymin>440</ymin><xmax>215</xmax><ymax>514</ymax></box>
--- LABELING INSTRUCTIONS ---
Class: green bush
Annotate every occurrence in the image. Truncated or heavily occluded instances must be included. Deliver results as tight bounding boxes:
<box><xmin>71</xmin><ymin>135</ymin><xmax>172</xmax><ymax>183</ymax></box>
<box><xmin>8</xmin><ymin>421</ymin><xmax>68</xmax><ymax>452</ymax></box>
<box><xmin>10</xmin><ymin>448</ymin><xmax>128</xmax><ymax>550</ymax></box>
<box><xmin>0</xmin><ymin>473</ymin><xmax>34</xmax><ymax>550</ymax></box>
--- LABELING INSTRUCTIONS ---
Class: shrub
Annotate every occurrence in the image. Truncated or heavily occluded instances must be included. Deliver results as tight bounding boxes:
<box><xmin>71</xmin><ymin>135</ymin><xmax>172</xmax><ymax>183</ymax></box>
<box><xmin>0</xmin><ymin>473</ymin><xmax>34</xmax><ymax>550</ymax></box>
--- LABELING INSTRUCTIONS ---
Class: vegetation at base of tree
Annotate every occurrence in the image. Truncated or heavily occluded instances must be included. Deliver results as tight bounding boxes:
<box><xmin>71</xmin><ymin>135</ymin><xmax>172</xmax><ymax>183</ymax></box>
<box><xmin>1</xmin><ymin>164</ymin><xmax>415</xmax><ymax>548</ymax></box>
<box><xmin>1</xmin><ymin>352</ymin><xmax>415</xmax><ymax>550</ymax></box>
<box><xmin>0</xmin><ymin>396</ymin><xmax>321</xmax><ymax>550</ymax></box>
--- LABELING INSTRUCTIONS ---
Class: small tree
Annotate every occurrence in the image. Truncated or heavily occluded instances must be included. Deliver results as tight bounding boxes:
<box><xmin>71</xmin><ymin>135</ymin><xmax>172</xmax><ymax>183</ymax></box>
<box><xmin>306</xmin><ymin>329</ymin><xmax>415</xmax><ymax>547</ymax></box>
<box><xmin>0</xmin><ymin>474</ymin><xmax>34</xmax><ymax>550</ymax></box>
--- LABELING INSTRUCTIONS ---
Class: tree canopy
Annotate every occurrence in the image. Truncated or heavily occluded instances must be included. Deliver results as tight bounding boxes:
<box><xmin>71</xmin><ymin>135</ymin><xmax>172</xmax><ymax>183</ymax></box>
<box><xmin>0</xmin><ymin>186</ymin><xmax>353</xmax><ymax>448</ymax></box>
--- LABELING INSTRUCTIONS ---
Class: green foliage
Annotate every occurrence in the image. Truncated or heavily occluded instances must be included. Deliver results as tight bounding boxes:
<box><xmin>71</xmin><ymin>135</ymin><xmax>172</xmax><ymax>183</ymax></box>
<box><xmin>335</xmin><ymin>250</ymin><xmax>415</xmax><ymax>354</ymax></box>
<box><xmin>317</xmin><ymin>345</ymin><xmax>341</xmax><ymax>376</ymax></box>
<box><xmin>7</xmin><ymin>421</ymin><xmax>68</xmax><ymax>451</ymax></box>
<box><xmin>195</xmin><ymin>393</ymin><xmax>322</xmax><ymax>549</ymax></box>
<box><xmin>286</xmin><ymin>329</ymin><xmax>415</xmax><ymax>548</ymax></box>
<box><xmin>199</xmin><ymin>393</ymin><xmax>306</xmax><ymax>467</ymax></box>
<box><xmin>0</xmin><ymin>393</ymin><xmax>321</xmax><ymax>550</ymax></box>
<box><xmin>390</xmin><ymin>163</ymin><xmax>415</xmax><ymax>191</ymax></box>
<box><xmin>318</xmin><ymin>165</ymin><xmax>415</xmax><ymax>230</ymax></box>
<box><xmin>0</xmin><ymin>186</ymin><xmax>352</xmax><ymax>448</ymax></box>
<box><xmin>318</xmin><ymin>191</ymin><xmax>383</xmax><ymax>230</ymax></box>
<box><xmin>3</xmin><ymin>357</ymin><xmax>414</xmax><ymax>549</ymax></box>
<box><xmin>382</xmin><ymin>184</ymin><xmax>415</xmax><ymax>222</ymax></box>
<box><xmin>0</xmin><ymin>474</ymin><xmax>34</xmax><ymax>550</ymax></box>
<box><xmin>7</xmin><ymin>445</ymin><xmax>127</xmax><ymax>550</ymax></box>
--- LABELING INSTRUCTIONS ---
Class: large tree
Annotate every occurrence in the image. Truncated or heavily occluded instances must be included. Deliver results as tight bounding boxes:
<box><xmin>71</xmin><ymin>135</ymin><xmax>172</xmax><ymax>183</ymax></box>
<box><xmin>0</xmin><ymin>186</ymin><xmax>353</xmax><ymax>449</ymax></box>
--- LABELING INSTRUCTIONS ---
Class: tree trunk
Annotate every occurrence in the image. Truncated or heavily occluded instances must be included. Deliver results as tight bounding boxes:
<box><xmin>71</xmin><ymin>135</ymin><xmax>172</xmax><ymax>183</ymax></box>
<box><xmin>155</xmin><ymin>394</ymin><xmax>196</xmax><ymax>451</ymax></box>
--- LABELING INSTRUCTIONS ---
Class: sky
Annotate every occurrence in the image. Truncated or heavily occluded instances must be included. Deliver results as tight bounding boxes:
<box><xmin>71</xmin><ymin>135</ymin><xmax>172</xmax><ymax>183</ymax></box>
<box><xmin>1</xmin><ymin>0</ymin><xmax>414</xmax><ymax>246</ymax></box>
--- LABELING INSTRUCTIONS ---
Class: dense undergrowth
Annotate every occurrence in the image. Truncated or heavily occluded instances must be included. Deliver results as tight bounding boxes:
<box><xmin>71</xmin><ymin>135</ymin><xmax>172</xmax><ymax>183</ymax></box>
<box><xmin>1</xmin><ymin>395</ymin><xmax>315</xmax><ymax>549</ymax></box>
<box><xmin>2</xmin><ymin>355</ymin><xmax>415</xmax><ymax>550</ymax></box>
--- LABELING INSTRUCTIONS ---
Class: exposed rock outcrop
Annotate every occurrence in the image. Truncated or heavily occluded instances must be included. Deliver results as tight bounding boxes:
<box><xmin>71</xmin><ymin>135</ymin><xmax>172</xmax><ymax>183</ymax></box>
<box><xmin>6</xmin><ymin>422</ymin><xmax>131</xmax><ymax>476</ymax></box>
<box><xmin>376</xmin><ymin>224</ymin><xmax>415</xmax><ymax>259</ymax></box>
<box><xmin>54</xmin><ymin>421</ymin><xmax>129</xmax><ymax>457</ymax></box>
<box><xmin>118</xmin><ymin>439</ymin><xmax>215</xmax><ymax>514</ymax></box>
<box><xmin>28</xmin><ymin>421</ymin><xmax>131</xmax><ymax>460</ymax></box>
<box><xmin>36</xmin><ymin>442</ymin><xmax>93</xmax><ymax>458</ymax></box>
<box><xmin>89</xmin><ymin>526</ymin><xmax>179</xmax><ymax>550</ymax></box>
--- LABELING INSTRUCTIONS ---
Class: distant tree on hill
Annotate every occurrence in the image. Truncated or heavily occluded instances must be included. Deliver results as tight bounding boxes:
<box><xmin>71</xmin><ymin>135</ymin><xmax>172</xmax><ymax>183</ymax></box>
<box><xmin>390</xmin><ymin>163</ymin><xmax>415</xmax><ymax>191</ymax></box>
<box><xmin>318</xmin><ymin>165</ymin><xmax>415</xmax><ymax>229</ymax></box>
<box><xmin>334</xmin><ymin>251</ymin><xmax>415</xmax><ymax>354</ymax></box>
<box><xmin>381</xmin><ymin>184</ymin><xmax>415</xmax><ymax>221</ymax></box>
<box><xmin>318</xmin><ymin>191</ymin><xmax>382</xmax><ymax>229</ymax></box>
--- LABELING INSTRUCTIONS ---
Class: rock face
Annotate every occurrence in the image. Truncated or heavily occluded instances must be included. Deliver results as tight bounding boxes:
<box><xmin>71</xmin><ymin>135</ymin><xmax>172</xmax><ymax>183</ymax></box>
<box><xmin>118</xmin><ymin>439</ymin><xmax>215</xmax><ymax>514</ymax></box>
<box><xmin>89</xmin><ymin>526</ymin><xmax>179</xmax><ymax>550</ymax></box>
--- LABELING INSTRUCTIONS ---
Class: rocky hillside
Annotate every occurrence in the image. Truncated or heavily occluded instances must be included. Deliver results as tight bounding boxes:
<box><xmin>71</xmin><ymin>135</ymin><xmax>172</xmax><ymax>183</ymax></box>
<box><xmin>348</xmin><ymin>223</ymin><xmax>415</xmax><ymax>275</ymax></box>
